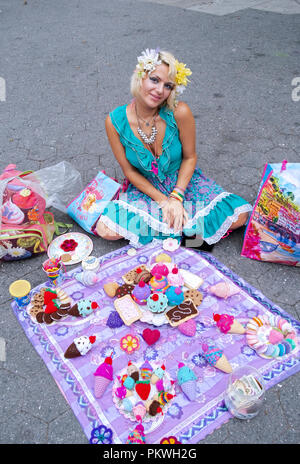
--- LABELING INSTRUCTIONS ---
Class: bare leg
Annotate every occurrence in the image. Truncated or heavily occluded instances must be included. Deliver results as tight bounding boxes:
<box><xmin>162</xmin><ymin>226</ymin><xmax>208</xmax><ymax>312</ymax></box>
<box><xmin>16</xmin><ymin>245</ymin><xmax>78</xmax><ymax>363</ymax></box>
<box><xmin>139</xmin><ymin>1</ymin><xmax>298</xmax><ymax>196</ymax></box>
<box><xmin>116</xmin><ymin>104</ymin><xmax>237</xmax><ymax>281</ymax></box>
<box><xmin>95</xmin><ymin>219</ymin><xmax>123</xmax><ymax>241</ymax></box>
<box><xmin>229</xmin><ymin>212</ymin><xmax>249</xmax><ymax>230</ymax></box>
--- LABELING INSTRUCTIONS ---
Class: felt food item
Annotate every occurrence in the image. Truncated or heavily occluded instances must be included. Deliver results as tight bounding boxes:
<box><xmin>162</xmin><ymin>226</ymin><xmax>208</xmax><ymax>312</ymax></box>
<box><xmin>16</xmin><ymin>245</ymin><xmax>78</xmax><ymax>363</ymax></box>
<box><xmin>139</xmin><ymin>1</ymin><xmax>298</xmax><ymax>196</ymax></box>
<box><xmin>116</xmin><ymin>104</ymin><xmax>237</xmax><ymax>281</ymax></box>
<box><xmin>155</xmin><ymin>392</ymin><xmax>175</xmax><ymax>405</ymax></box>
<box><xmin>145</xmin><ymin>399</ymin><xmax>163</xmax><ymax>417</ymax></box>
<box><xmin>126</xmin><ymin>424</ymin><xmax>146</xmax><ymax>444</ymax></box>
<box><xmin>155</xmin><ymin>252</ymin><xmax>172</xmax><ymax>263</ymax></box>
<box><xmin>178</xmin><ymin>319</ymin><xmax>197</xmax><ymax>337</ymax></box>
<box><xmin>135</xmin><ymin>380</ymin><xmax>151</xmax><ymax>401</ymax></box>
<box><xmin>209</xmin><ymin>281</ymin><xmax>240</xmax><ymax>299</ymax></box>
<box><xmin>140</xmin><ymin>360</ymin><xmax>153</xmax><ymax>381</ymax></box>
<box><xmin>133</xmin><ymin>402</ymin><xmax>147</xmax><ymax>422</ymax></box>
<box><xmin>201</xmin><ymin>343</ymin><xmax>232</xmax><ymax>373</ymax></box>
<box><xmin>29</xmin><ymin>286</ymin><xmax>71</xmax><ymax>324</ymax></box>
<box><xmin>122</xmin><ymin>265</ymin><xmax>148</xmax><ymax>285</ymax></box>
<box><xmin>151</xmin><ymin>364</ymin><xmax>166</xmax><ymax>385</ymax></box>
<box><xmin>246</xmin><ymin>314</ymin><xmax>297</xmax><ymax>359</ymax></box>
<box><xmin>213</xmin><ymin>313</ymin><xmax>245</xmax><ymax>334</ymax></box>
<box><xmin>93</xmin><ymin>354</ymin><xmax>114</xmax><ymax>398</ymax></box>
<box><xmin>60</xmin><ymin>238</ymin><xmax>78</xmax><ymax>253</ymax></box>
<box><xmin>114</xmin><ymin>295</ymin><xmax>143</xmax><ymax>326</ymax></box>
<box><xmin>127</xmin><ymin>361</ymin><xmax>140</xmax><ymax>382</ymax></box>
<box><xmin>115</xmin><ymin>385</ymin><xmax>133</xmax><ymax>400</ymax></box>
<box><xmin>131</xmin><ymin>281</ymin><xmax>151</xmax><ymax>305</ymax></box>
<box><xmin>151</xmin><ymin>263</ymin><xmax>169</xmax><ymax>278</ymax></box>
<box><xmin>75</xmin><ymin>270</ymin><xmax>100</xmax><ymax>287</ymax></box>
<box><xmin>64</xmin><ymin>335</ymin><xmax>96</xmax><ymax>358</ymax></box>
<box><xmin>165</xmin><ymin>286</ymin><xmax>184</xmax><ymax>306</ymax></box>
<box><xmin>68</xmin><ymin>299</ymin><xmax>98</xmax><ymax>318</ymax></box>
<box><xmin>167</xmin><ymin>266</ymin><xmax>184</xmax><ymax>287</ymax></box>
<box><xmin>183</xmin><ymin>289</ymin><xmax>203</xmax><ymax>307</ymax></box>
<box><xmin>165</xmin><ymin>299</ymin><xmax>199</xmax><ymax>327</ymax></box>
<box><xmin>146</xmin><ymin>293</ymin><xmax>168</xmax><ymax>313</ymax></box>
<box><xmin>156</xmin><ymin>379</ymin><xmax>164</xmax><ymax>392</ymax></box>
<box><xmin>106</xmin><ymin>311</ymin><xmax>124</xmax><ymax>328</ymax></box>
<box><xmin>116</xmin><ymin>283</ymin><xmax>134</xmax><ymax>298</ymax></box>
<box><xmin>162</xmin><ymin>237</ymin><xmax>180</xmax><ymax>252</ymax></box>
<box><xmin>160</xmin><ymin>436</ymin><xmax>181</xmax><ymax>445</ymax></box>
<box><xmin>120</xmin><ymin>334</ymin><xmax>140</xmax><ymax>354</ymax></box>
<box><xmin>103</xmin><ymin>282</ymin><xmax>120</xmax><ymax>298</ymax></box>
<box><xmin>1</xmin><ymin>198</ymin><xmax>25</xmax><ymax>224</ymax></box>
<box><xmin>142</xmin><ymin>328</ymin><xmax>161</xmax><ymax>346</ymax></box>
<box><xmin>177</xmin><ymin>362</ymin><xmax>197</xmax><ymax>401</ymax></box>
<box><xmin>135</xmin><ymin>266</ymin><xmax>152</xmax><ymax>284</ymax></box>
<box><xmin>123</xmin><ymin>375</ymin><xmax>135</xmax><ymax>390</ymax></box>
<box><xmin>122</xmin><ymin>397</ymin><xmax>135</xmax><ymax>412</ymax></box>
<box><xmin>179</xmin><ymin>269</ymin><xmax>204</xmax><ymax>289</ymax></box>
<box><xmin>149</xmin><ymin>274</ymin><xmax>169</xmax><ymax>293</ymax></box>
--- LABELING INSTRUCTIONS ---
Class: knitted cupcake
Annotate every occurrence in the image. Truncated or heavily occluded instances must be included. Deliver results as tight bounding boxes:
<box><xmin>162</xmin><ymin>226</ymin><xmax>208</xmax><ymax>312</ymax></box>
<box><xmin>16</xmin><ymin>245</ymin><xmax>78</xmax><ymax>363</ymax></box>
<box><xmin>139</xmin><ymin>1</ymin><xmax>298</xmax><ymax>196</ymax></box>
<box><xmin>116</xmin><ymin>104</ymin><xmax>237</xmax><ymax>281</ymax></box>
<box><xmin>165</xmin><ymin>286</ymin><xmax>184</xmax><ymax>306</ymax></box>
<box><xmin>151</xmin><ymin>263</ymin><xmax>169</xmax><ymax>278</ymax></box>
<box><xmin>131</xmin><ymin>281</ymin><xmax>151</xmax><ymax>305</ymax></box>
<box><xmin>149</xmin><ymin>274</ymin><xmax>169</xmax><ymax>293</ymax></box>
<box><xmin>147</xmin><ymin>293</ymin><xmax>168</xmax><ymax>313</ymax></box>
<box><xmin>167</xmin><ymin>266</ymin><xmax>184</xmax><ymax>287</ymax></box>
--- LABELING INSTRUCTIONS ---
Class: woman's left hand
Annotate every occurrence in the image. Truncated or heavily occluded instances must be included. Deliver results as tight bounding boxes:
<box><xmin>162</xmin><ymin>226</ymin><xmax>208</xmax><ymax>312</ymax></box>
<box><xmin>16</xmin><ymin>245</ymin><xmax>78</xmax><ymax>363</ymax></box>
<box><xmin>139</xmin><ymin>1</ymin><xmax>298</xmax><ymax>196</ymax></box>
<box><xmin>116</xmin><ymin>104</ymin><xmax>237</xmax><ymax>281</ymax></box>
<box><xmin>161</xmin><ymin>197</ymin><xmax>189</xmax><ymax>234</ymax></box>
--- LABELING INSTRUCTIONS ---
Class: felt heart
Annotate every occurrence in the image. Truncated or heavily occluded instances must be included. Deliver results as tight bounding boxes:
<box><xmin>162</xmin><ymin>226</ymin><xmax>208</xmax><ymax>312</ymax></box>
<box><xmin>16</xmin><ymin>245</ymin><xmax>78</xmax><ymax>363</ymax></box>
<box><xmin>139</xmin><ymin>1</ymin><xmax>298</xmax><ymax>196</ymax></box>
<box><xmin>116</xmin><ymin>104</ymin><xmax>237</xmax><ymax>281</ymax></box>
<box><xmin>142</xmin><ymin>328</ymin><xmax>160</xmax><ymax>346</ymax></box>
<box><xmin>178</xmin><ymin>319</ymin><xmax>196</xmax><ymax>337</ymax></box>
<box><xmin>135</xmin><ymin>381</ymin><xmax>151</xmax><ymax>401</ymax></box>
<box><xmin>269</xmin><ymin>328</ymin><xmax>284</xmax><ymax>345</ymax></box>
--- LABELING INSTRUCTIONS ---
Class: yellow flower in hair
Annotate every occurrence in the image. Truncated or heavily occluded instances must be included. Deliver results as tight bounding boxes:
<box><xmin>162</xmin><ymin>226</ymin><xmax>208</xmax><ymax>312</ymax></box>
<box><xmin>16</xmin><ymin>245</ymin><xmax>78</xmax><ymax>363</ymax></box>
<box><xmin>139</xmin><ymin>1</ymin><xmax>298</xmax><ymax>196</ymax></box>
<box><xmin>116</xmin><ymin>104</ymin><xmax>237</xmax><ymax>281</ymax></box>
<box><xmin>175</xmin><ymin>60</ymin><xmax>192</xmax><ymax>87</ymax></box>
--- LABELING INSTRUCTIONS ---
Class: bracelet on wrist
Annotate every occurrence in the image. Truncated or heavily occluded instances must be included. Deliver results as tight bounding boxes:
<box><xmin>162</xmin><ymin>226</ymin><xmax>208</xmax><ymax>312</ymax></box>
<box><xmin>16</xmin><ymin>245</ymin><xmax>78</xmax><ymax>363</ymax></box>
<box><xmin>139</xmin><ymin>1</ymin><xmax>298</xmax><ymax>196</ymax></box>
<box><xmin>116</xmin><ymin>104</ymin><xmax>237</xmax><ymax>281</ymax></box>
<box><xmin>169</xmin><ymin>191</ymin><xmax>184</xmax><ymax>203</ymax></box>
<box><xmin>175</xmin><ymin>185</ymin><xmax>185</xmax><ymax>194</ymax></box>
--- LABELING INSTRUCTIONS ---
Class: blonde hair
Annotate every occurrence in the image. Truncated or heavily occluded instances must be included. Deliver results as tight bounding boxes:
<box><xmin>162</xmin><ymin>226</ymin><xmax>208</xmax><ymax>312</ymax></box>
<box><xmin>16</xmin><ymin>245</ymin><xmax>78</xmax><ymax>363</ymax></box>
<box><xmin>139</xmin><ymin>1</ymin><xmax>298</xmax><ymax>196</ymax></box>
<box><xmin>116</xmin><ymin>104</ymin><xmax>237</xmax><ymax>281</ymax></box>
<box><xmin>130</xmin><ymin>50</ymin><xmax>178</xmax><ymax>111</ymax></box>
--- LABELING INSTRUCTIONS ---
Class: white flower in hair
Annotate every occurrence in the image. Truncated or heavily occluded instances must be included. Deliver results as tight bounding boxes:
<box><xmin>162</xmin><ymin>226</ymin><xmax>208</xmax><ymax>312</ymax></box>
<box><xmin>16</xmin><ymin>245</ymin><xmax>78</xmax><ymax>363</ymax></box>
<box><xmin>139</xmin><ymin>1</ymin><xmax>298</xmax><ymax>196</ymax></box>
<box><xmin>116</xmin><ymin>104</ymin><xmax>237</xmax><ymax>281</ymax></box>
<box><xmin>136</xmin><ymin>48</ymin><xmax>161</xmax><ymax>76</ymax></box>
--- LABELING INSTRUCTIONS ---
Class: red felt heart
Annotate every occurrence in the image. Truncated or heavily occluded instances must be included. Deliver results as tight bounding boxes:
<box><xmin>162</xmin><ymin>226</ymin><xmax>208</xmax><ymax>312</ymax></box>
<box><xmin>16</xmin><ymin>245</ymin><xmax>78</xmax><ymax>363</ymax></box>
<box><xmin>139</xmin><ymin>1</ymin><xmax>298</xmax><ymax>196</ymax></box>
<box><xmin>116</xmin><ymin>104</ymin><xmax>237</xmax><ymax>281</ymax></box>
<box><xmin>135</xmin><ymin>381</ymin><xmax>151</xmax><ymax>401</ymax></box>
<box><xmin>142</xmin><ymin>328</ymin><xmax>160</xmax><ymax>346</ymax></box>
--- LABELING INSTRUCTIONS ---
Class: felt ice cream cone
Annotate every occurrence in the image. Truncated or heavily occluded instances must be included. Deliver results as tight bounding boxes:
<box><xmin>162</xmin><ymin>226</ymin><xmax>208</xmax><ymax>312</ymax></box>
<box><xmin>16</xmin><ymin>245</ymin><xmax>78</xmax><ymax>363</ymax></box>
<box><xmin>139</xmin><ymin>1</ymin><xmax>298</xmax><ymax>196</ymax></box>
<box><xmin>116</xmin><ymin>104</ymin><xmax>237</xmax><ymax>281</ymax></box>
<box><xmin>155</xmin><ymin>391</ymin><xmax>175</xmax><ymax>405</ymax></box>
<box><xmin>133</xmin><ymin>402</ymin><xmax>147</xmax><ymax>422</ymax></box>
<box><xmin>140</xmin><ymin>359</ymin><xmax>153</xmax><ymax>381</ymax></box>
<box><xmin>201</xmin><ymin>343</ymin><xmax>232</xmax><ymax>373</ymax></box>
<box><xmin>177</xmin><ymin>362</ymin><xmax>197</xmax><ymax>401</ymax></box>
<box><xmin>145</xmin><ymin>399</ymin><xmax>163</xmax><ymax>417</ymax></box>
<box><xmin>93</xmin><ymin>354</ymin><xmax>113</xmax><ymax>398</ymax></box>
<box><xmin>127</xmin><ymin>361</ymin><xmax>139</xmax><ymax>382</ymax></box>
<box><xmin>126</xmin><ymin>424</ymin><xmax>146</xmax><ymax>444</ymax></box>
<box><xmin>64</xmin><ymin>335</ymin><xmax>96</xmax><ymax>358</ymax></box>
<box><xmin>150</xmin><ymin>364</ymin><xmax>166</xmax><ymax>385</ymax></box>
<box><xmin>68</xmin><ymin>299</ymin><xmax>98</xmax><ymax>318</ymax></box>
<box><xmin>213</xmin><ymin>313</ymin><xmax>245</xmax><ymax>334</ymax></box>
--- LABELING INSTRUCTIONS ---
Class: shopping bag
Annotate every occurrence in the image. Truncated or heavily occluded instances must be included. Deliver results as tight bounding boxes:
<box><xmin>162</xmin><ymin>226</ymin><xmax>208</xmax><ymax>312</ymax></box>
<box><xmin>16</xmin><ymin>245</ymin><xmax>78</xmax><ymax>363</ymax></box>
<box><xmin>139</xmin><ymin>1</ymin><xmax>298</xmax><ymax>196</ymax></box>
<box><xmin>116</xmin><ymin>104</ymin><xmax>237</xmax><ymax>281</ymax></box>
<box><xmin>241</xmin><ymin>161</ymin><xmax>300</xmax><ymax>266</ymax></box>
<box><xmin>67</xmin><ymin>171</ymin><xmax>121</xmax><ymax>234</ymax></box>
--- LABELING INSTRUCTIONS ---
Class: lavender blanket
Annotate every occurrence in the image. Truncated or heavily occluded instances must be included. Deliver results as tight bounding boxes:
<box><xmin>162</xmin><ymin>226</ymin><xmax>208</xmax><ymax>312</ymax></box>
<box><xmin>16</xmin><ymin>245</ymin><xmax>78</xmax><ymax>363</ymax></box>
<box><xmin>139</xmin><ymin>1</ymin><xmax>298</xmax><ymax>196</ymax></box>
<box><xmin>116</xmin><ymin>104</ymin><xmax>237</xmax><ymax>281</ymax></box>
<box><xmin>11</xmin><ymin>242</ymin><xmax>300</xmax><ymax>444</ymax></box>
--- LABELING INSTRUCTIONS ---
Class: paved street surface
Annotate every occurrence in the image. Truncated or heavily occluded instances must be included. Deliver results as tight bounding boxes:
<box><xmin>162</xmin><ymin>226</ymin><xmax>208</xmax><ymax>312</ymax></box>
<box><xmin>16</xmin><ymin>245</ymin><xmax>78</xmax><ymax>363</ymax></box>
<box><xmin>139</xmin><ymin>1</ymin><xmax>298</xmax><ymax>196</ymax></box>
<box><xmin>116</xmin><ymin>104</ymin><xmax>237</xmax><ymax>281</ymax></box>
<box><xmin>0</xmin><ymin>0</ymin><xmax>299</xmax><ymax>444</ymax></box>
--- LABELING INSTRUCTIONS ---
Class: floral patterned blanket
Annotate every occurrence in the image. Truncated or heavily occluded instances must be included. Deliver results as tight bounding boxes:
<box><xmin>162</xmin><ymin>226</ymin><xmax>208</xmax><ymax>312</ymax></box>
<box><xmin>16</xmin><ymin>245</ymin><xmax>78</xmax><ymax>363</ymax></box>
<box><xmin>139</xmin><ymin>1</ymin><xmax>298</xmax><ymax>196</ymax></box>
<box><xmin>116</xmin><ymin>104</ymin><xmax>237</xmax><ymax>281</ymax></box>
<box><xmin>11</xmin><ymin>242</ymin><xmax>300</xmax><ymax>444</ymax></box>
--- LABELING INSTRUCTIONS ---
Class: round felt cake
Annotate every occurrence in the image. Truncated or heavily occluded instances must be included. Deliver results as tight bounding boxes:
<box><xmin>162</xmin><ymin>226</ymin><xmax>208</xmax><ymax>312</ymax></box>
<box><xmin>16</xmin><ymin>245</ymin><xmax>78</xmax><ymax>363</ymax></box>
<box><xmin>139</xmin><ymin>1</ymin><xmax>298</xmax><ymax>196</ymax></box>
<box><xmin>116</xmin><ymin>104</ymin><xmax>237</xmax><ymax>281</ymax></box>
<box><xmin>246</xmin><ymin>314</ymin><xmax>297</xmax><ymax>359</ymax></box>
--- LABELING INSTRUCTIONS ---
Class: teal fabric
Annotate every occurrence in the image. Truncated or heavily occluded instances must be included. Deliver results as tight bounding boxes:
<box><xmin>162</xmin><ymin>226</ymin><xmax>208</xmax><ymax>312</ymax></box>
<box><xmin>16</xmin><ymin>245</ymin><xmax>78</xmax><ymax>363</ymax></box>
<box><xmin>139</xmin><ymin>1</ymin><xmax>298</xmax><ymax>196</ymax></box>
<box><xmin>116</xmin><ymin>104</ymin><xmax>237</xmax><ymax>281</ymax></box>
<box><xmin>100</xmin><ymin>104</ymin><xmax>253</xmax><ymax>246</ymax></box>
<box><xmin>109</xmin><ymin>104</ymin><xmax>182</xmax><ymax>182</ymax></box>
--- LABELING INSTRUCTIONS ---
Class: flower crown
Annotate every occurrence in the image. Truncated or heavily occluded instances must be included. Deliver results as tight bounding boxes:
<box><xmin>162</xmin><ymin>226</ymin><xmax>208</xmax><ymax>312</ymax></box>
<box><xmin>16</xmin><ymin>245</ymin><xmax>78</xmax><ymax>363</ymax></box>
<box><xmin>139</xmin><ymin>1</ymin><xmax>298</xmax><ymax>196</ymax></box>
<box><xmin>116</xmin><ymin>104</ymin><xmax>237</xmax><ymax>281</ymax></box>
<box><xmin>135</xmin><ymin>48</ymin><xmax>192</xmax><ymax>95</ymax></box>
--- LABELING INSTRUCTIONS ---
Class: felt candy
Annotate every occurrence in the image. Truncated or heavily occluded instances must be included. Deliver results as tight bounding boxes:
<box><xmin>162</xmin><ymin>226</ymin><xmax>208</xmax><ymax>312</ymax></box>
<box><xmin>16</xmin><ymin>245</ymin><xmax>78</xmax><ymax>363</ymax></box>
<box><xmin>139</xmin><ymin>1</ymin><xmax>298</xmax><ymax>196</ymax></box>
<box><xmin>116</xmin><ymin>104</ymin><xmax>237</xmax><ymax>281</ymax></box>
<box><xmin>93</xmin><ymin>354</ymin><xmax>113</xmax><ymax>398</ymax></box>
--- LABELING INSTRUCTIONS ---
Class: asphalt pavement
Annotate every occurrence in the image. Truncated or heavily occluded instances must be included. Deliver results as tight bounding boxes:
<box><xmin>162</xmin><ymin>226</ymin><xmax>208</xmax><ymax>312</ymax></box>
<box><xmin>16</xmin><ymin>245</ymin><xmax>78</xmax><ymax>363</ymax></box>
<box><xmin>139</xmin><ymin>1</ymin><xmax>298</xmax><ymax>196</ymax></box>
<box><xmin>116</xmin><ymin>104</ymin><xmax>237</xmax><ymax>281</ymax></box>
<box><xmin>0</xmin><ymin>0</ymin><xmax>299</xmax><ymax>444</ymax></box>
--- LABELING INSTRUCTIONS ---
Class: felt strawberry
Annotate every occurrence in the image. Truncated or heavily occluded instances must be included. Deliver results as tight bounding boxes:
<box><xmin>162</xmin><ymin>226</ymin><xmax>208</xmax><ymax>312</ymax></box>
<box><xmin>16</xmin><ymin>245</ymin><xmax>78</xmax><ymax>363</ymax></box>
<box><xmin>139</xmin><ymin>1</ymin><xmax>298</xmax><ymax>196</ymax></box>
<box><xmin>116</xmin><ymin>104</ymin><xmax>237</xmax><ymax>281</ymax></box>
<box><xmin>44</xmin><ymin>299</ymin><xmax>60</xmax><ymax>314</ymax></box>
<box><xmin>44</xmin><ymin>289</ymin><xmax>58</xmax><ymax>305</ymax></box>
<box><xmin>135</xmin><ymin>380</ymin><xmax>151</xmax><ymax>401</ymax></box>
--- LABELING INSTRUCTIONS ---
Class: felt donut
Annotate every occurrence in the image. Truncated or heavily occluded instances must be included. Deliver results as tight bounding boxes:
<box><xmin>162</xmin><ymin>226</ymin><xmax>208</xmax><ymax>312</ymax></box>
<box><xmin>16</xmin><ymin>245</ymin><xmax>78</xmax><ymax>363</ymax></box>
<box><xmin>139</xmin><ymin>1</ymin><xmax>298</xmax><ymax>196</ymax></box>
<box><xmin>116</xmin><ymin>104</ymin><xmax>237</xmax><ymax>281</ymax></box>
<box><xmin>246</xmin><ymin>314</ymin><xmax>297</xmax><ymax>359</ymax></box>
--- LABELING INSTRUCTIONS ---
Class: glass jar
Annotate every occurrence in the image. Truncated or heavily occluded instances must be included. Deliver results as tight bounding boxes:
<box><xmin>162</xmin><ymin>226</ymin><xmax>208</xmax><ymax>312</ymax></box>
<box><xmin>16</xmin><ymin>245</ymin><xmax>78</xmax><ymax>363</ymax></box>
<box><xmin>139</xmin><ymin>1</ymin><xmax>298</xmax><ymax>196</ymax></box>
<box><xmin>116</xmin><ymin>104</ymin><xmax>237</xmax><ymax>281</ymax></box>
<box><xmin>224</xmin><ymin>365</ymin><xmax>265</xmax><ymax>419</ymax></box>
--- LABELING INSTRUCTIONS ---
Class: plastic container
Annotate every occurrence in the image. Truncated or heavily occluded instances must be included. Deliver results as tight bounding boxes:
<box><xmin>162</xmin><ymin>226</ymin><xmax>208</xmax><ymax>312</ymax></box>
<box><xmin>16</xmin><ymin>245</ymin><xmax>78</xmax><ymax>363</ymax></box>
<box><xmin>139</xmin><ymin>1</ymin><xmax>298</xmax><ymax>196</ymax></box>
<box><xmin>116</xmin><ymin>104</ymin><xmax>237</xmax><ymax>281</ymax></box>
<box><xmin>9</xmin><ymin>279</ymin><xmax>31</xmax><ymax>308</ymax></box>
<box><xmin>224</xmin><ymin>365</ymin><xmax>265</xmax><ymax>420</ymax></box>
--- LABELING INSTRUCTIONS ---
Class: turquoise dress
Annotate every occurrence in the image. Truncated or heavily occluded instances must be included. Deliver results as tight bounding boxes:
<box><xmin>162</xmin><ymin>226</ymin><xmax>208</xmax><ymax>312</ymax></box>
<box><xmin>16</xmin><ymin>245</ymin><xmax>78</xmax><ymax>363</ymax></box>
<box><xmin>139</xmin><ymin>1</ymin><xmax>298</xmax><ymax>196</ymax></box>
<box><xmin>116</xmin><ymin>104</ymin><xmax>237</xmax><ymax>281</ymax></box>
<box><xmin>99</xmin><ymin>104</ymin><xmax>252</xmax><ymax>247</ymax></box>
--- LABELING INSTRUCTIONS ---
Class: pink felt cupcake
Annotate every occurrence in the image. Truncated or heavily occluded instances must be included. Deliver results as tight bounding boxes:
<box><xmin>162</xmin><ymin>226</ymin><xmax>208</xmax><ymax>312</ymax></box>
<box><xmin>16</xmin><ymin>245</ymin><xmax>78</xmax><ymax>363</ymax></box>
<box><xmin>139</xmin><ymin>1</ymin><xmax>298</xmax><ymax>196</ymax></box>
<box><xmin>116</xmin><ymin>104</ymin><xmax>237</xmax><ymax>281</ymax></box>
<box><xmin>167</xmin><ymin>266</ymin><xmax>184</xmax><ymax>287</ymax></box>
